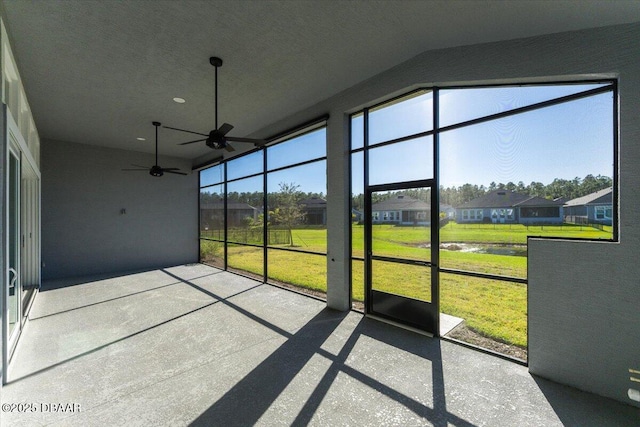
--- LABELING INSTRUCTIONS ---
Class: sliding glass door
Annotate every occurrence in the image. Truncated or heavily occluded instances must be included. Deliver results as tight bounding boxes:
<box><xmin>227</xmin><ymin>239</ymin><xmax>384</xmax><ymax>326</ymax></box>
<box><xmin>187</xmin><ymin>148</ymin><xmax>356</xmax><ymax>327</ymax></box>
<box><xmin>3</xmin><ymin>110</ymin><xmax>41</xmax><ymax>378</ymax></box>
<box><xmin>6</xmin><ymin>145</ymin><xmax>21</xmax><ymax>357</ymax></box>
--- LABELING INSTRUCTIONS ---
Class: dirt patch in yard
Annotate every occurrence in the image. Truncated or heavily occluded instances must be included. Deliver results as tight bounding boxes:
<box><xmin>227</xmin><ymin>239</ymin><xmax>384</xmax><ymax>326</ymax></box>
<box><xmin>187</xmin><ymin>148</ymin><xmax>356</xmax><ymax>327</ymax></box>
<box><xmin>445</xmin><ymin>323</ymin><xmax>527</xmax><ymax>362</ymax></box>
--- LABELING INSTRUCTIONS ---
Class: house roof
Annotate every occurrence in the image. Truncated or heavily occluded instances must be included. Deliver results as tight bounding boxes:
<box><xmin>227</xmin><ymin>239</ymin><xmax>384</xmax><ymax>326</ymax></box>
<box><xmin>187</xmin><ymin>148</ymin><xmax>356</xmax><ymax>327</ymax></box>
<box><xmin>201</xmin><ymin>202</ymin><xmax>257</xmax><ymax>211</ymax></box>
<box><xmin>457</xmin><ymin>190</ymin><xmax>563</xmax><ymax>209</ymax></box>
<box><xmin>300</xmin><ymin>197</ymin><xmax>327</xmax><ymax>208</ymax></box>
<box><xmin>564</xmin><ymin>187</ymin><xmax>613</xmax><ymax>207</ymax></box>
<box><xmin>515</xmin><ymin>196</ymin><xmax>564</xmax><ymax>207</ymax></box>
<box><xmin>372</xmin><ymin>195</ymin><xmax>430</xmax><ymax>211</ymax></box>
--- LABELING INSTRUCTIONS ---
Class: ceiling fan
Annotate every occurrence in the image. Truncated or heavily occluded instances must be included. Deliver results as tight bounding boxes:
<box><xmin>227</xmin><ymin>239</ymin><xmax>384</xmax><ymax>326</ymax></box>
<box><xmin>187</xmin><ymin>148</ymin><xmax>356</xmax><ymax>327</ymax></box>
<box><xmin>164</xmin><ymin>57</ymin><xmax>267</xmax><ymax>152</ymax></box>
<box><xmin>123</xmin><ymin>121</ymin><xmax>187</xmax><ymax>177</ymax></box>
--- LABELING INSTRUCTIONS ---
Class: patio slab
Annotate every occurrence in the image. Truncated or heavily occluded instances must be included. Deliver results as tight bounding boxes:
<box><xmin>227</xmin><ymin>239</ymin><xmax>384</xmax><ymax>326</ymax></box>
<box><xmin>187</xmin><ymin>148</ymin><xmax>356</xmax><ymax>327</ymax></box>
<box><xmin>2</xmin><ymin>264</ymin><xmax>638</xmax><ymax>426</ymax></box>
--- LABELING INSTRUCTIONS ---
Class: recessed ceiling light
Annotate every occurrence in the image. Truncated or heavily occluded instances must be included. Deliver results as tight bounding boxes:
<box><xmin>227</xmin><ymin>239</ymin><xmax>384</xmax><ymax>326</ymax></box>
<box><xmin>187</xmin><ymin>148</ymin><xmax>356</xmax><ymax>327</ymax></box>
<box><xmin>137</xmin><ymin>137</ymin><xmax>146</xmax><ymax>141</ymax></box>
<box><xmin>173</xmin><ymin>97</ymin><xmax>186</xmax><ymax>104</ymax></box>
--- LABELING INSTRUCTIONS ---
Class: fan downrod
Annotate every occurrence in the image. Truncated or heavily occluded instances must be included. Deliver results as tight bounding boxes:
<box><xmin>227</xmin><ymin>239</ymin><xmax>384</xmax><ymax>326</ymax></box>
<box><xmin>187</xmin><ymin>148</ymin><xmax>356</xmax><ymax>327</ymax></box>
<box><xmin>210</xmin><ymin>57</ymin><xmax>223</xmax><ymax>67</ymax></box>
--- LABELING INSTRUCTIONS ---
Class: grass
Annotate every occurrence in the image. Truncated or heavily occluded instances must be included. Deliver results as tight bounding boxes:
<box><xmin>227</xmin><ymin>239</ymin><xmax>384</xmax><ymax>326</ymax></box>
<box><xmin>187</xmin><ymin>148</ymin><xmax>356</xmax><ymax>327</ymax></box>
<box><xmin>287</xmin><ymin>228</ymin><xmax>327</xmax><ymax>253</ymax></box>
<box><xmin>201</xmin><ymin>241</ymin><xmax>328</xmax><ymax>294</ymax></box>
<box><xmin>201</xmin><ymin>222</ymin><xmax>611</xmax><ymax>349</ymax></box>
<box><xmin>351</xmin><ymin>259</ymin><xmax>527</xmax><ymax>347</ymax></box>
<box><xmin>440</xmin><ymin>222</ymin><xmax>612</xmax><ymax>244</ymax></box>
<box><xmin>440</xmin><ymin>273</ymin><xmax>527</xmax><ymax>347</ymax></box>
<box><xmin>371</xmin><ymin>260</ymin><xmax>432</xmax><ymax>301</ymax></box>
<box><xmin>267</xmin><ymin>250</ymin><xmax>327</xmax><ymax>293</ymax></box>
<box><xmin>352</xmin><ymin>222</ymin><xmax>612</xmax><ymax>250</ymax></box>
<box><xmin>440</xmin><ymin>250</ymin><xmax>525</xmax><ymax>278</ymax></box>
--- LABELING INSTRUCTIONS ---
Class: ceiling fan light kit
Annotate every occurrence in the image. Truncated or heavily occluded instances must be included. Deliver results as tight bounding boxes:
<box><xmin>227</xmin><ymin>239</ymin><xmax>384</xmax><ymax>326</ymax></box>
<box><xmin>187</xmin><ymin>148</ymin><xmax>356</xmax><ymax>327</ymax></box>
<box><xmin>122</xmin><ymin>121</ymin><xmax>187</xmax><ymax>177</ymax></box>
<box><xmin>164</xmin><ymin>56</ymin><xmax>267</xmax><ymax>152</ymax></box>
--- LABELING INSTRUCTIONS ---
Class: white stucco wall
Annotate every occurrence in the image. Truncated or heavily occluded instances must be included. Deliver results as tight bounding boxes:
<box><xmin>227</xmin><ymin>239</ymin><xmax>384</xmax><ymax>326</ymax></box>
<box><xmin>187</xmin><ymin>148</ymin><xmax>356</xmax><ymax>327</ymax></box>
<box><xmin>42</xmin><ymin>139</ymin><xmax>198</xmax><ymax>280</ymax></box>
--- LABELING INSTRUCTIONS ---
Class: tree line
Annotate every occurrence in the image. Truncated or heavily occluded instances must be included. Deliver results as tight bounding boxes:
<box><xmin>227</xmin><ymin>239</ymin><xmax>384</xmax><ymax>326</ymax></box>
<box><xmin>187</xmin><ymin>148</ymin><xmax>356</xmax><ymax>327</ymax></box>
<box><xmin>201</xmin><ymin>174</ymin><xmax>612</xmax><ymax>212</ymax></box>
<box><xmin>351</xmin><ymin>174</ymin><xmax>612</xmax><ymax>210</ymax></box>
<box><xmin>200</xmin><ymin>188</ymin><xmax>325</xmax><ymax>208</ymax></box>
<box><xmin>439</xmin><ymin>174</ymin><xmax>612</xmax><ymax>207</ymax></box>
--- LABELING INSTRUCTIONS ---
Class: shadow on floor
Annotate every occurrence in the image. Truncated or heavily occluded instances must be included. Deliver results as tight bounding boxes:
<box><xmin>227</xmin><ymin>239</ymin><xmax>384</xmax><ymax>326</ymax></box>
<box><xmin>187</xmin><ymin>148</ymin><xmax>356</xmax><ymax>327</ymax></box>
<box><xmin>33</xmin><ymin>269</ymin><xmax>225</xmax><ymax>321</ymax></box>
<box><xmin>190</xmin><ymin>309</ymin><xmax>476</xmax><ymax>427</ymax></box>
<box><xmin>8</xmin><ymin>265</ymin><xmax>638</xmax><ymax>426</ymax></box>
<box><xmin>40</xmin><ymin>267</ymin><xmax>165</xmax><ymax>291</ymax></box>
<box><xmin>533</xmin><ymin>376</ymin><xmax>640</xmax><ymax>426</ymax></box>
<box><xmin>9</xmin><ymin>271</ymin><xmax>257</xmax><ymax>385</ymax></box>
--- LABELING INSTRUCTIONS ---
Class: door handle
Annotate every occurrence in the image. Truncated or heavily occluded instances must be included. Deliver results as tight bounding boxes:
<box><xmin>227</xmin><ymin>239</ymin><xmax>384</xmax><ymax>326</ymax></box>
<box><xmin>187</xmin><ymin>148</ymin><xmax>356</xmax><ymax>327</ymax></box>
<box><xmin>8</xmin><ymin>268</ymin><xmax>17</xmax><ymax>289</ymax></box>
<box><xmin>8</xmin><ymin>267</ymin><xmax>17</xmax><ymax>296</ymax></box>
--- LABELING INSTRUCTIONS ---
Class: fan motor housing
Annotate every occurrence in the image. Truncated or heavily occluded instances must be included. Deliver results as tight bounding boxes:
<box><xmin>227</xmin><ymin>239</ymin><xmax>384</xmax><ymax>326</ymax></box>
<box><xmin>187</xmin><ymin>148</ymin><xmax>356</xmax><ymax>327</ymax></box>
<box><xmin>149</xmin><ymin>165</ymin><xmax>164</xmax><ymax>177</ymax></box>
<box><xmin>206</xmin><ymin>130</ymin><xmax>226</xmax><ymax>150</ymax></box>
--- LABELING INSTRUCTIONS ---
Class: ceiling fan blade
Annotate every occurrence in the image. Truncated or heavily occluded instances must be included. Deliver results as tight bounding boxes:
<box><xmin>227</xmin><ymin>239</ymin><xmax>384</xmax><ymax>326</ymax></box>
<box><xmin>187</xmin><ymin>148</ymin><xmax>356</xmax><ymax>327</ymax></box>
<box><xmin>161</xmin><ymin>167</ymin><xmax>181</xmax><ymax>171</ymax></box>
<box><xmin>226</xmin><ymin>136</ymin><xmax>267</xmax><ymax>145</ymax></box>
<box><xmin>218</xmin><ymin>123</ymin><xmax>234</xmax><ymax>136</ymax></box>
<box><xmin>178</xmin><ymin>138</ymin><xmax>208</xmax><ymax>146</ymax></box>
<box><xmin>122</xmin><ymin>168</ymin><xmax>149</xmax><ymax>171</ymax></box>
<box><xmin>163</xmin><ymin>126</ymin><xmax>208</xmax><ymax>137</ymax></box>
<box><xmin>224</xmin><ymin>143</ymin><xmax>236</xmax><ymax>152</ymax></box>
<box><xmin>130</xmin><ymin>163</ymin><xmax>151</xmax><ymax>168</ymax></box>
<box><xmin>164</xmin><ymin>170</ymin><xmax>188</xmax><ymax>175</ymax></box>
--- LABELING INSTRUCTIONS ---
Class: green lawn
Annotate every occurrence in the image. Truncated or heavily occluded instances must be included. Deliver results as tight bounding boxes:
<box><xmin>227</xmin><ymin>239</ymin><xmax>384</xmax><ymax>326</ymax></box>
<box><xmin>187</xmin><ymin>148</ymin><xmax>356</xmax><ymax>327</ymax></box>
<box><xmin>287</xmin><ymin>228</ymin><xmax>327</xmax><ymax>252</ymax></box>
<box><xmin>351</xmin><ymin>259</ymin><xmax>527</xmax><ymax>347</ymax></box>
<box><xmin>441</xmin><ymin>222</ymin><xmax>612</xmax><ymax>243</ymax></box>
<box><xmin>201</xmin><ymin>222</ymin><xmax>611</xmax><ymax>349</ymax></box>
<box><xmin>440</xmin><ymin>273</ymin><xmax>527</xmax><ymax>347</ymax></box>
<box><xmin>352</xmin><ymin>222</ymin><xmax>612</xmax><ymax>250</ymax></box>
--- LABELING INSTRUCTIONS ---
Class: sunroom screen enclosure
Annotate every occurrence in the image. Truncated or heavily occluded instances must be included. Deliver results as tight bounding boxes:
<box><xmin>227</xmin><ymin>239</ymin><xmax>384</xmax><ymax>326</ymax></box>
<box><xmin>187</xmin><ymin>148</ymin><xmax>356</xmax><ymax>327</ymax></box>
<box><xmin>199</xmin><ymin>123</ymin><xmax>328</xmax><ymax>293</ymax></box>
<box><xmin>351</xmin><ymin>81</ymin><xmax>617</xmax><ymax>357</ymax></box>
<box><xmin>199</xmin><ymin>80</ymin><xmax>616</xmax><ymax>359</ymax></box>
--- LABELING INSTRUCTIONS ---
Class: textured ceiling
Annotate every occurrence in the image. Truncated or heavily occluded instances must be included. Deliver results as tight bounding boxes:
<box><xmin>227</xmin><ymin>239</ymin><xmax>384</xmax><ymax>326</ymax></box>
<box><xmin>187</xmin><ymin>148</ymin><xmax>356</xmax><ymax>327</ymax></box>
<box><xmin>3</xmin><ymin>0</ymin><xmax>640</xmax><ymax>160</ymax></box>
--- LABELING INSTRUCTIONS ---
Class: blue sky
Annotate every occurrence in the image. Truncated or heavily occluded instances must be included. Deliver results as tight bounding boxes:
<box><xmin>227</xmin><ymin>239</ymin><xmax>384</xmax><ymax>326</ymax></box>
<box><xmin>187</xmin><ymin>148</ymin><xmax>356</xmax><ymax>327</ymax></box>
<box><xmin>352</xmin><ymin>83</ymin><xmax>613</xmax><ymax>192</ymax></box>
<box><xmin>204</xmin><ymin>83</ymin><xmax>614</xmax><ymax>196</ymax></box>
<box><xmin>201</xmin><ymin>129</ymin><xmax>328</xmax><ymax>195</ymax></box>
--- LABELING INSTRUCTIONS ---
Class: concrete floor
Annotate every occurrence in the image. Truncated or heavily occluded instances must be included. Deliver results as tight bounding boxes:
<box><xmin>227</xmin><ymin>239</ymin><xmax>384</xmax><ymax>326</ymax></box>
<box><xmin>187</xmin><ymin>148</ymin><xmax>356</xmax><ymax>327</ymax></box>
<box><xmin>2</xmin><ymin>264</ymin><xmax>639</xmax><ymax>426</ymax></box>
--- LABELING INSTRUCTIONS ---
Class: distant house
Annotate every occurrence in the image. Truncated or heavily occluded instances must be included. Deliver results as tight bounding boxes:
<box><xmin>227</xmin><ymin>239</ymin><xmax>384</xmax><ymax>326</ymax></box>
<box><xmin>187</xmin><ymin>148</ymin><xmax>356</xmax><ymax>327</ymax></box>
<box><xmin>372</xmin><ymin>195</ymin><xmax>431</xmax><ymax>225</ymax></box>
<box><xmin>456</xmin><ymin>190</ymin><xmax>564</xmax><ymax>225</ymax></box>
<box><xmin>351</xmin><ymin>208</ymin><xmax>363</xmax><ymax>223</ymax></box>
<box><xmin>200</xmin><ymin>201</ymin><xmax>259</xmax><ymax>228</ymax></box>
<box><xmin>440</xmin><ymin>204</ymin><xmax>456</xmax><ymax>219</ymax></box>
<box><xmin>300</xmin><ymin>197</ymin><xmax>327</xmax><ymax>225</ymax></box>
<box><xmin>564</xmin><ymin>187</ymin><xmax>613</xmax><ymax>225</ymax></box>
